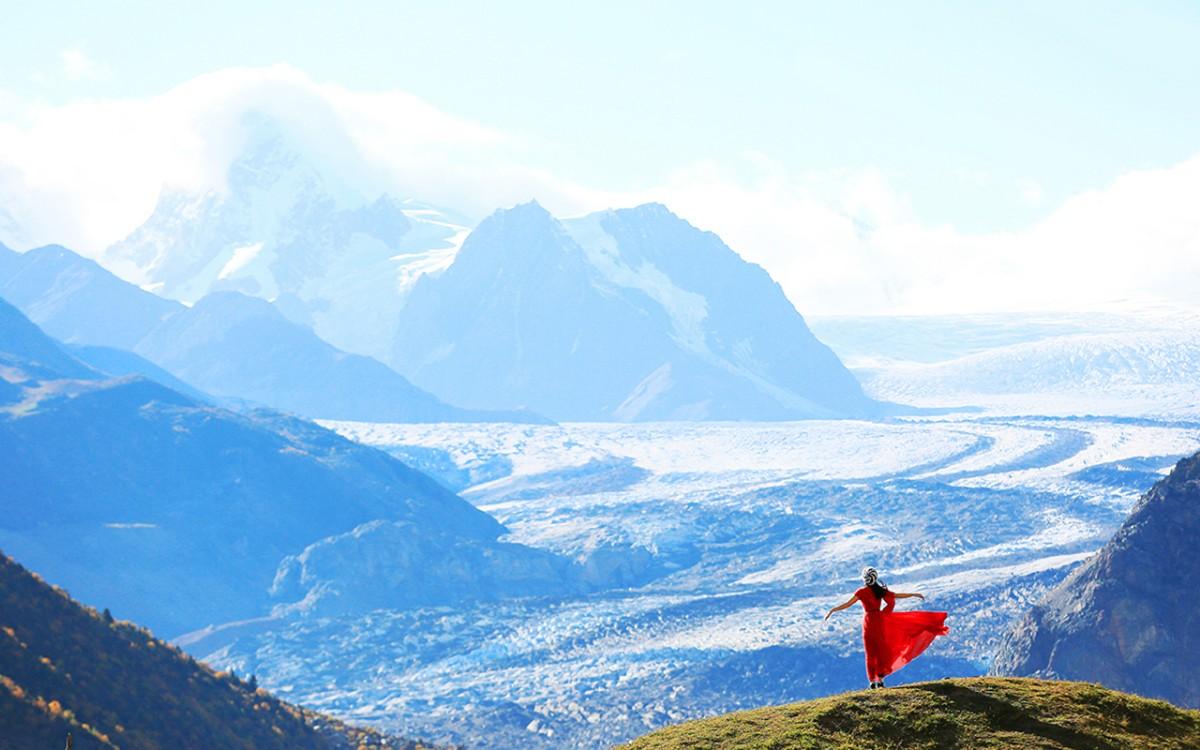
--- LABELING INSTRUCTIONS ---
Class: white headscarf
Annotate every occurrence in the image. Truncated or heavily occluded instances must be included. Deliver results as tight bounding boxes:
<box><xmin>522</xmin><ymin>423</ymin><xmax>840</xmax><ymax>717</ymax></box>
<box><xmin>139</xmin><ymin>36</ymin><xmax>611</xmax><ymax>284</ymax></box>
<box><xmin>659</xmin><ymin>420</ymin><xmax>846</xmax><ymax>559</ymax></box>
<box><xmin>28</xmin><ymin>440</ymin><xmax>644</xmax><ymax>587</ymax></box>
<box><xmin>861</xmin><ymin>567</ymin><xmax>879</xmax><ymax>587</ymax></box>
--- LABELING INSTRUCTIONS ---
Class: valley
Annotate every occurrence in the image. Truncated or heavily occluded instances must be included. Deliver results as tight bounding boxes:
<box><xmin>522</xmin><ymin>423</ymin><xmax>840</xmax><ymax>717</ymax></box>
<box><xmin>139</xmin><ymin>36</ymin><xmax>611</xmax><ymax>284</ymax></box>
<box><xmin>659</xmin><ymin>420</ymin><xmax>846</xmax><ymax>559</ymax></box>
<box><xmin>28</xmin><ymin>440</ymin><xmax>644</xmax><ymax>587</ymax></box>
<box><xmin>187</xmin><ymin>414</ymin><xmax>1200</xmax><ymax>748</ymax></box>
<box><xmin>4</xmin><ymin>15</ymin><xmax>1199</xmax><ymax>750</ymax></box>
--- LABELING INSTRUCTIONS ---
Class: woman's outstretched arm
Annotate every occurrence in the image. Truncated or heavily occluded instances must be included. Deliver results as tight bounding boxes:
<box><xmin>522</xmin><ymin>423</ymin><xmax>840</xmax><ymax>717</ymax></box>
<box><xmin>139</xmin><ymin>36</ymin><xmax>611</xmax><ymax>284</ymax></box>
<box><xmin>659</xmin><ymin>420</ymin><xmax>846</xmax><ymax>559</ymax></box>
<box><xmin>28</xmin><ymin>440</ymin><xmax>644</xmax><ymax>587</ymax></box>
<box><xmin>891</xmin><ymin>591</ymin><xmax>926</xmax><ymax>600</ymax></box>
<box><xmin>824</xmin><ymin>594</ymin><xmax>859</xmax><ymax>620</ymax></box>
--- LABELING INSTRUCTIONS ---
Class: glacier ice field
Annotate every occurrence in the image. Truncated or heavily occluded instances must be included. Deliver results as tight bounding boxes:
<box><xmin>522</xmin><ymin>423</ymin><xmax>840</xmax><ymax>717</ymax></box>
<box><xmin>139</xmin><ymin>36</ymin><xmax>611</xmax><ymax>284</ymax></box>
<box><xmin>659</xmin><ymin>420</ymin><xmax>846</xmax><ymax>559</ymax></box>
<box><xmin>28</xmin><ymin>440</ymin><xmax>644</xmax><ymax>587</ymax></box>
<box><xmin>196</xmin><ymin>415</ymin><xmax>1200</xmax><ymax>748</ymax></box>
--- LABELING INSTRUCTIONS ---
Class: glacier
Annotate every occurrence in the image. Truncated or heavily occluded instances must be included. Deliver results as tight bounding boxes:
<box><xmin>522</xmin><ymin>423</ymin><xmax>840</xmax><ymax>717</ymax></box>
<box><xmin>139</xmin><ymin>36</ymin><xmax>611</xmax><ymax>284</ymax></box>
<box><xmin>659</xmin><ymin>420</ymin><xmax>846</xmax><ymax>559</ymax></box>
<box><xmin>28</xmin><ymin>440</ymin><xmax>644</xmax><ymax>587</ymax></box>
<box><xmin>811</xmin><ymin>310</ymin><xmax>1200</xmax><ymax>418</ymax></box>
<box><xmin>184</xmin><ymin>414</ymin><xmax>1200</xmax><ymax>749</ymax></box>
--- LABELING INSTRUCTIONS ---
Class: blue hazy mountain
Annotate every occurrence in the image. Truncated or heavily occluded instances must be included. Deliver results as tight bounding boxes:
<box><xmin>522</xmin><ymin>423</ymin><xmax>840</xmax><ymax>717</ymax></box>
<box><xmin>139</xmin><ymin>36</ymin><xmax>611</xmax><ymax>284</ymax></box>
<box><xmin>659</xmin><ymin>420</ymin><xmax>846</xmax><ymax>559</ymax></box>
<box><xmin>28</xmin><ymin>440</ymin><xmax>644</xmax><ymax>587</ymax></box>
<box><xmin>0</xmin><ymin>242</ymin><xmax>181</xmax><ymax>349</ymax></box>
<box><xmin>1</xmin><ymin>242</ymin><xmax>542</xmax><ymax>423</ymax></box>
<box><xmin>391</xmin><ymin>202</ymin><xmax>879</xmax><ymax>420</ymax></box>
<box><xmin>132</xmin><ymin>290</ymin><xmax>545</xmax><ymax>423</ymax></box>
<box><xmin>0</xmin><ymin>296</ymin><xmax>95</xmax><ymax>379</ymax></box>
<box><xmin>0</xmin><ymin>300</ymin><xmax>511</xmax><ymax>635</ymax></box>
<box><xmin>66</xmin><ymin>342</ymin><xmax>211</xmax><ymax>402</ymax></box>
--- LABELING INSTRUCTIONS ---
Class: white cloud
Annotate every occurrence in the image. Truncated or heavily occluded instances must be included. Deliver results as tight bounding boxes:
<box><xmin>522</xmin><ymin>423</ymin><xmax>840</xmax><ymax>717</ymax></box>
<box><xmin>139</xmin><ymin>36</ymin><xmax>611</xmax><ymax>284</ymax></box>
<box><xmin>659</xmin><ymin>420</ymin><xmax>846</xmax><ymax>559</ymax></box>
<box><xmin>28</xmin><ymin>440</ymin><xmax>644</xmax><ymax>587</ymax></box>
<box><xmin>633</xmin><ymin>153</ymin><xmax>1200</xmax><ymax>316</ymax></box>
<box><xmin>0</xmin><ymin>65</ymin><xmax>617</xmax><ymax>251</ymax></box>
<box><xmin>60</xmin><ymin>49</ymin><xmax>110</xmax><ymax>81</ymax></box>
<box><xmin>1017</xmin><ymin>178</ymin><xmax>1045</xmax><ymax>207</ymax></box>
<box><xmin>0</xmin><ymin>64</ymin><xmax>1197</xmax><ymax>316</ymax></box>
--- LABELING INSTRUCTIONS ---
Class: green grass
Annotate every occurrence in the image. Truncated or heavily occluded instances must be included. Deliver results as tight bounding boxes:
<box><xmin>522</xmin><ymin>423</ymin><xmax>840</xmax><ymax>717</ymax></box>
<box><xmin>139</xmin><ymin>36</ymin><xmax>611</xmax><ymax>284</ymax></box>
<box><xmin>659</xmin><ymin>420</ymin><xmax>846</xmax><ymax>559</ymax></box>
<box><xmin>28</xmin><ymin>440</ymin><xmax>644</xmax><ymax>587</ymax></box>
<box><xmin>616</xmin><ymin>677</ymin><xmax>1200</xmax><ymax>750</ymax></box>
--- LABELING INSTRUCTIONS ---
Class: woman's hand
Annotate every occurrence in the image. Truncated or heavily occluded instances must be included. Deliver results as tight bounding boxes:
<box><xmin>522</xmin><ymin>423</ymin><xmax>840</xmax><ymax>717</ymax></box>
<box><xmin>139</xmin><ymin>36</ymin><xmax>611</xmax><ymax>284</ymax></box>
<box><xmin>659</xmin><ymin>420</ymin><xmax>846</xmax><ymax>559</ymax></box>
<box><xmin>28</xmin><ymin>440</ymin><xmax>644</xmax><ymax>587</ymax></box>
<box><xmin>824</xmin><ymin>594</ymin><xmax>859</xmax><ymax>620</ymax></box>
<box><xmin>915</xmin><ymin>593</ymin><xmax>925</xmax><ymax>600</ymax></box>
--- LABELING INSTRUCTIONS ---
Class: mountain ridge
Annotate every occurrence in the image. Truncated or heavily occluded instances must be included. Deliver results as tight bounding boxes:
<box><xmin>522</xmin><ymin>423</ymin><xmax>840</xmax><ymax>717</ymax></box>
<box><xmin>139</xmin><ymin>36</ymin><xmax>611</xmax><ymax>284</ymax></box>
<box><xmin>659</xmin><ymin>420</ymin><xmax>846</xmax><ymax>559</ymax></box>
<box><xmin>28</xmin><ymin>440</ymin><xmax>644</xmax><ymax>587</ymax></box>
<box><xmin>392</xmin><ymin>200</ymin><xmax>879</xmax><ymax>421</ymax></box>
<box><xmin>95</xmin><ymin>126</ymin><xmax>882</xmax><ymax>423</ymax></box>
<box><xmin>0</xmin><ymin>242</ymin><xmax>545</xmax><ymax>423</ymax></box>
<box><xmin>0</xmin><ymin>243</ymin><xmax>181</xmax><ymax>349</ymax></box>
<box><xmin>133</xmin><ymin>290</ymin><xmax>545</xmax><ymax>423</ymax></box>
<box><xmin>0</xmin><ymin>296</ymin><xmax>96</xmax><ymax>380</ymax></box>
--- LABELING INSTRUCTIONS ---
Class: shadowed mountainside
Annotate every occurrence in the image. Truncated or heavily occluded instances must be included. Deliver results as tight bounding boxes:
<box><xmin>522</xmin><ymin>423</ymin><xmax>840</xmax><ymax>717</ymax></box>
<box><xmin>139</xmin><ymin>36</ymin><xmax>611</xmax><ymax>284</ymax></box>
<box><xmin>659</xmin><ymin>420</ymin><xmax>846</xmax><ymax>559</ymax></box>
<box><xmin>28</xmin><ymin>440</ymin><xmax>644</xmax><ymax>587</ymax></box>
<box><xmin>991</xmin><ymin>450</ymin><xmax>1200</xmax><ymax>706</ymax></box>
<box><xmin>0</xmin><ymin>550</ymin><xmax>434</xmax><ymax>750</ymax></box>
<box><xmin>1</xmin><ymin>298</ymin><xmax>640</xmax><ymax>644</ymax></box>
<box><xmin>0</xmin><ymin>296</ymin><xmax>504</xmax><ymax>635</ymax></box>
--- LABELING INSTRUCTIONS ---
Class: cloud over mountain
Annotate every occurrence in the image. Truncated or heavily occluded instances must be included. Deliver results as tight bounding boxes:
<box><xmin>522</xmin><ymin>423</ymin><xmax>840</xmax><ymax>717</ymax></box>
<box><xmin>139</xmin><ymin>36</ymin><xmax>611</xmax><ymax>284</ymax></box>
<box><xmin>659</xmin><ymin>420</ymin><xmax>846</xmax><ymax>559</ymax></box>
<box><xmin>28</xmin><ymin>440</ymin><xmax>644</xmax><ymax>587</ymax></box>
<box><xmin>1</xmin><ymin>65</ymin><xmax>1198</xmax><ymax>317</ymax></box>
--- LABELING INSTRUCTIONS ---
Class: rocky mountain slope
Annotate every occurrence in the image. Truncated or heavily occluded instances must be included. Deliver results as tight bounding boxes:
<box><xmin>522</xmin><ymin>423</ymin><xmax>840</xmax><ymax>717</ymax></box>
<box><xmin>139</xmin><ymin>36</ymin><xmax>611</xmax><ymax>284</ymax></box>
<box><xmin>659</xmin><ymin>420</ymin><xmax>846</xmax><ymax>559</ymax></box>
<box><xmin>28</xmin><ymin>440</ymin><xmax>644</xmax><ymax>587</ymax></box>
<box><xmin>0</xmin><ymin>550</ymin><xmax>425</xmax><ymax>750</ymax></box>
<box><xmin>991</xmin><ymin>450</ymin><xmax>1200</xmax><ymax>706</ymax></box>
<box><xmin>392</xmin><ymin>202</ymin><xmax>878</xmax><ymax>420</ymax></box>
<box><xmin>618</xmin><ymin>678</ymin><xmax>1200</xmax><ymax>750</ymax></box>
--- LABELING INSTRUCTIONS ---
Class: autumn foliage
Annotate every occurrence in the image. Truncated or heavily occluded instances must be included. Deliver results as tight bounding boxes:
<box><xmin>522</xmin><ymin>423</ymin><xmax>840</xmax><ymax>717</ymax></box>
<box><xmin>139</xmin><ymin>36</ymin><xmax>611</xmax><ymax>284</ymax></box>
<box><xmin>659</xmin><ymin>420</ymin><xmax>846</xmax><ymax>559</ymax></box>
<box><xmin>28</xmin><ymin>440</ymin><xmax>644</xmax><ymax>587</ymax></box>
<box><xmin>0</xmin><ymin>550</ymin><xmax>433</xmax><ymax>750</ymax></box>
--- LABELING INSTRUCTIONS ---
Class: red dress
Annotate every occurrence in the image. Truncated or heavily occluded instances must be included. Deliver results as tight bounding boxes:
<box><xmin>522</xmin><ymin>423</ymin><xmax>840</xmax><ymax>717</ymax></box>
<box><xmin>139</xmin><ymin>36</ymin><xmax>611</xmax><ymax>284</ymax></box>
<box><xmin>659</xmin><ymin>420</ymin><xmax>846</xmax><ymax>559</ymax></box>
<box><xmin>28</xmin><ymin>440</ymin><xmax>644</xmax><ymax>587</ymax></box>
<box><xmin>855</xmin><ymin>586</ymin><xmax>949</xmax><ymax>682</ymax></box>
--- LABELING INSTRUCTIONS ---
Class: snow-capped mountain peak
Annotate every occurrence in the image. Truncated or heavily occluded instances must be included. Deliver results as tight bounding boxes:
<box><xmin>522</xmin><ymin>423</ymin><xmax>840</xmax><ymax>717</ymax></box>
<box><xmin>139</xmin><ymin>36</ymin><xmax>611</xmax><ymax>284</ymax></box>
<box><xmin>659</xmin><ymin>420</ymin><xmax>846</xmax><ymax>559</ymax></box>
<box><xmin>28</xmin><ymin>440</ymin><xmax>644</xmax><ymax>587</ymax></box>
<box><xmin>223</xmin><ymin>114</ymin><xmax>362</xmax><ymax>208</ymax></box>
<box><xmin>103</xmin><ymin>115</ymin><xmax>469</xmax><ymax>361</ymax></box>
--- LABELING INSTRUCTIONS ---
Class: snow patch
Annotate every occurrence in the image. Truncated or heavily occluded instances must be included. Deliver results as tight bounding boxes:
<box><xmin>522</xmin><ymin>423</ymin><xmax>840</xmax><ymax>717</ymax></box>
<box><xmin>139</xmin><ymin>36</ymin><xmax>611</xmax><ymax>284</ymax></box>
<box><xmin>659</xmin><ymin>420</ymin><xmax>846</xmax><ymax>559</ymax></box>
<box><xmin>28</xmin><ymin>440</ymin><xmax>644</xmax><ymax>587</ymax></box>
<box><xmin>565</xmin><ymin>215</ymin><xmax>710</xmax><ymax>354</ymax></box>
<box><xmin>217</xmin><ymin>242</ymin><xmax>266</xmax><ymax>280</ymax></box>
<box><xmin>614</xmin><ymin>364</ymin><xmax>674</xmax><ymax>421</ymax></box>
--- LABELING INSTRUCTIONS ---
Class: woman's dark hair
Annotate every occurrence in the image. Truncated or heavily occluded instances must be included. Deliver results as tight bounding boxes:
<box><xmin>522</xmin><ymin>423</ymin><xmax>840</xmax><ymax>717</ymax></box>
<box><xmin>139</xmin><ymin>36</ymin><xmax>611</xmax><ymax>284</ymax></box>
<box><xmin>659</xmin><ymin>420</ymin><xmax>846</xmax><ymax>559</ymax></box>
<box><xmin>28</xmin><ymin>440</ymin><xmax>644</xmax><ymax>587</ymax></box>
<box><xmin>869</xmin><ymin>581</ymin><xmax>888</xmax><ymax>599</ymax></box>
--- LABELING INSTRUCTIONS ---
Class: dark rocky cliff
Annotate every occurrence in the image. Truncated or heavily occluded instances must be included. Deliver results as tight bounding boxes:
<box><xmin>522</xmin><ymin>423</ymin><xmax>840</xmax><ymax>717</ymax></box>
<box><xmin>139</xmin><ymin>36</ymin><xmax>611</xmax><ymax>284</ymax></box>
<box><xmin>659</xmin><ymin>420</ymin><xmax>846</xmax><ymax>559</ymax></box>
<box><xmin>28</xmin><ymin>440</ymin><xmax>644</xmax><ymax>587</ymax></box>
<box><xmin>991</xmin><ymin>450</ymin><xmax>1200</xmax><ymax>706</ymax></box>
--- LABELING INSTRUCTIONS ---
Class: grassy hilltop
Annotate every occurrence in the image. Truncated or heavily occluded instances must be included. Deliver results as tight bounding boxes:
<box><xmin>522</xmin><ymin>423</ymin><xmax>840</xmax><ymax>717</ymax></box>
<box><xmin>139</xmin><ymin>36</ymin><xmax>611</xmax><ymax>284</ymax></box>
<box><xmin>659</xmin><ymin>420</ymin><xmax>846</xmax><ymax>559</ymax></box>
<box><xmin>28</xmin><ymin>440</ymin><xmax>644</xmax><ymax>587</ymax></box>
<box><xmin>617</xmin><ymin>677</ymin><xmax>1200</xmax><ymax>750</ymax></box>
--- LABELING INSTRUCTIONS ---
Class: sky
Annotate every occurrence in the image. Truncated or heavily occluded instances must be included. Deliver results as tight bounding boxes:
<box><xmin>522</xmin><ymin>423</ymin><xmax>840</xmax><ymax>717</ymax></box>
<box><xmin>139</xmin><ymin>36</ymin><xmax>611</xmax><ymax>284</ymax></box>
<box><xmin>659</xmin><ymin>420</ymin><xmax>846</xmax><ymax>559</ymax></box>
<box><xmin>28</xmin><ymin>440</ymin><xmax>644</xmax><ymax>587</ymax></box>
<box><xmin>2</xmin><ymin>1</ymin><xmax>1200</xmax><ymax>315</ymax></box>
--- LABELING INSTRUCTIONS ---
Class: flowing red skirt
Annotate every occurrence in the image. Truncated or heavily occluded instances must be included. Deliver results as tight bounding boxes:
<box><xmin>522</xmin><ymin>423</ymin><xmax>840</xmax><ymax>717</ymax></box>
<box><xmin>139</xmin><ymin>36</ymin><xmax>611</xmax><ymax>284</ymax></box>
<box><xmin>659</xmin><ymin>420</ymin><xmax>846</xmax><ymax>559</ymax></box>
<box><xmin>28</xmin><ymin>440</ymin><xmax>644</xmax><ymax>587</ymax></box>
<box><xmin>863</xmin><ymin>610</ymin><xmax>949</xmax><ymax>681</ymax></box>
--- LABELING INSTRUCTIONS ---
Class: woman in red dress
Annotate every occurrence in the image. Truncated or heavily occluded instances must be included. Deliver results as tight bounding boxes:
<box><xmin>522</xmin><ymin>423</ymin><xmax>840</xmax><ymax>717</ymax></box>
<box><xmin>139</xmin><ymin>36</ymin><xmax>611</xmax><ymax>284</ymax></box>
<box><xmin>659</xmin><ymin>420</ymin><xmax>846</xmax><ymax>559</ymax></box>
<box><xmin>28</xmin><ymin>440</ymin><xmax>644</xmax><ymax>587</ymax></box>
<box><xmin>823</xmin><ymin>567</ymin><xmax>949</xmax><ymax>688</ymax></box>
